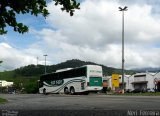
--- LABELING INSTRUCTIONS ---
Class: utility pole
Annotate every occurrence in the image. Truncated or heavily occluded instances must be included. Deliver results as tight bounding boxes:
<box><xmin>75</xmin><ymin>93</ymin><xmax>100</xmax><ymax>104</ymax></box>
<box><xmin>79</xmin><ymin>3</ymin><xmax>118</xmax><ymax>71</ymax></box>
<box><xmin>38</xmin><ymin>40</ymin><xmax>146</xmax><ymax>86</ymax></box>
<box><xmin>43</xmin><ymin>54</ymin><xmax>47</xmax><ymax>74</ymax></box>
<box><xmin>119</xmin><ymin>6</ymin><xmax>128</xmax><ymax>94</ymax></box>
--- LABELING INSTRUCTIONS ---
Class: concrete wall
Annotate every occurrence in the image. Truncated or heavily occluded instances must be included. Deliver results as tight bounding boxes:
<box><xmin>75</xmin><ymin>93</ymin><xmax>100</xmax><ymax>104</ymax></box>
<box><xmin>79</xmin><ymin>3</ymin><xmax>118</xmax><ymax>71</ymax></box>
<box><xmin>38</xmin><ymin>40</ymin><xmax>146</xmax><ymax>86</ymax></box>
<box><xmin>146</xmin><ymin>73</ymin><xmax>155</xmax><ymax>89</ymax></box>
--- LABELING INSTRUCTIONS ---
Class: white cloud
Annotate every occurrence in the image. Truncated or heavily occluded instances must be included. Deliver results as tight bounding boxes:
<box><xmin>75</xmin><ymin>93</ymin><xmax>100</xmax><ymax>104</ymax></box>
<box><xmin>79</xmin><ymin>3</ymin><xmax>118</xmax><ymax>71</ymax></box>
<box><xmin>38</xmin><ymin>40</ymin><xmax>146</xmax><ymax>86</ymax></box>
<box><xmin>1</xmin><ymin>0</ymin><xmax>160</xmax><ymax>71</ymax></box>
<box><xmin>37</xmin><ymin>0</ymin><xmax>160</xmax><ymax>69</ymax></box>
<box><xmin>0</xmin><ymin>43</ymin><xmax>12</xmax><ymax>49</ymax></box>
<box><xmin>0</xmin><ymin>42</ymin><xmax>45</xmax><ymax>71</ymax></box>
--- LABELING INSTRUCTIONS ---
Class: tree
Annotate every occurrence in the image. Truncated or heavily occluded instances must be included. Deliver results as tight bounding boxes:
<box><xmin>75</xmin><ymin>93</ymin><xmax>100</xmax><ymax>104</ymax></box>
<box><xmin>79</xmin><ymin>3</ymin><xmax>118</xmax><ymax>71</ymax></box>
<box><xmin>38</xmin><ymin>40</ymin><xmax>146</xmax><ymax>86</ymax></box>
<box><xmin>24</xmin><ymin>81</ymin><xmax>39</xmax><ymax>93</ymax></box>
<box><xmin>0</xmin><ymin>0</ymin><xmax>80</xmax><ymax>35</ymax></box>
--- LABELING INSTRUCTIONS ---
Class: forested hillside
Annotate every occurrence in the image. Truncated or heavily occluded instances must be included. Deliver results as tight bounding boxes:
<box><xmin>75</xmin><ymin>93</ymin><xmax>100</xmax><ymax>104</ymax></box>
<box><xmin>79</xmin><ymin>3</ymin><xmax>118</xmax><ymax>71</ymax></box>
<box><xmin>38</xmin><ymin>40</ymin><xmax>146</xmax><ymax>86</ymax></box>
<box><xmin>14</xmin><ymin>59</ymin><xmax>132</xmax><ymax>76</ymax></box>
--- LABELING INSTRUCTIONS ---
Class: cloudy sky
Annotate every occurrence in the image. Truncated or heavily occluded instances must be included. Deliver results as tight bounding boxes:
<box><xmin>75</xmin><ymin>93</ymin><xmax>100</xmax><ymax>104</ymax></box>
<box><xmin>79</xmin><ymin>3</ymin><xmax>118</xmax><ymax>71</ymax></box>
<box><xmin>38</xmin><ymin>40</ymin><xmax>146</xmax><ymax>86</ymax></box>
<box><xmin>0</xmin><ymin>0</ymin><xmax>160</xmax><ymax>71</ymax></box>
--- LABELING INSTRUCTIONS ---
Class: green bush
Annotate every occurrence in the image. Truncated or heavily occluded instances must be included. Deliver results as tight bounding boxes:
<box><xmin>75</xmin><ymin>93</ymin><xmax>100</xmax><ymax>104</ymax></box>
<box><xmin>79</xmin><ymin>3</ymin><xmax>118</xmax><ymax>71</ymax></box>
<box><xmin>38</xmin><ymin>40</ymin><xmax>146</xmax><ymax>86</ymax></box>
<box><xmin>24</xmin><ymin>81</ymin><xmax>39</xmax><ymax>93</ymax></box>
<box><xmin>107</xmin><ymin>87</ymin><xmax>111</xmax><ymax>92</ymax></box>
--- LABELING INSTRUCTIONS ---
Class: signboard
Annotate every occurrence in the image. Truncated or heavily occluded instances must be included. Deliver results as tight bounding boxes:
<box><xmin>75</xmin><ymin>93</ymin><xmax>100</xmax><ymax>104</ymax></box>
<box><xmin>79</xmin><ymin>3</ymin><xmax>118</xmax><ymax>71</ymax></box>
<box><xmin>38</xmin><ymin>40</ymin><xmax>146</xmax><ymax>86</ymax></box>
<box><xmin>112</xmin><ymin>74</ymin><xmax>119</xmax><ymax>87</ymax></box>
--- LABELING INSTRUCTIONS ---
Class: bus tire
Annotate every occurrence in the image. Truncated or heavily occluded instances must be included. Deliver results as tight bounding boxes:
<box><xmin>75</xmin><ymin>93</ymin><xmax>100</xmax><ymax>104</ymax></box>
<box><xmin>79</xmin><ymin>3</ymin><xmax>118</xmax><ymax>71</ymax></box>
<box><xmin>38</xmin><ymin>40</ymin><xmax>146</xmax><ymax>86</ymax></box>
<box><xmin>70</xmin><ymin>87</ymin><xmax>75</xmax><ymax>95</ymax></box>
<box><xmin>43</xmin><ymin>88</ymin><xmax>46</xmax><ymax>95</ymax></box>
<box><xmin>84</xmin><ymin>91</ymin><xmax>89</xmax><ymax>95</ymax></box>
<box><xmin>64</xmin><ymin>87</ymin><xmax>69</xmax><ymax>94</ymax></box>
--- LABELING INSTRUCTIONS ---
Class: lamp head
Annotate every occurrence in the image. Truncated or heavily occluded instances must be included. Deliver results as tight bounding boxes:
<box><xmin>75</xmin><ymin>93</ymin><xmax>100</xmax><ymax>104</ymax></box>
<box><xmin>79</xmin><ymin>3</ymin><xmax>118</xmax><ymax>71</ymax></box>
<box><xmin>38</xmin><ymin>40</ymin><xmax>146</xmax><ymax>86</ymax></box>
<box><xmin>119</xmin><ymin>6</ymin><xmax>128</xmax><ymax>11</ymax></box>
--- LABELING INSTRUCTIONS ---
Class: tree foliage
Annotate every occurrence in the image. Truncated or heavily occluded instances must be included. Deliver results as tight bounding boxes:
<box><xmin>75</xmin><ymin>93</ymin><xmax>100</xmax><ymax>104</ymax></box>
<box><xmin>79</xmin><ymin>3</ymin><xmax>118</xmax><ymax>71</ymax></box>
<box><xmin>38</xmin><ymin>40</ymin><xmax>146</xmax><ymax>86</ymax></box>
<box><xmin>15</xmin><ymin>64</ymin><xmax>45</xmax><ymax>76</ymax></box>
<box><xmin>24</xmin><ymin>81</ymin><xmax>39</xmax><ymax>93</ymax></box>
<box><xmin>0</xmin><ymin>0</ymin><xmax>80</xmax><ymax>35</ymax></box>
<box><xmin>54</xmin><ymin>0</ymin><xmax>80</xmax><ymax>16</ymax></box>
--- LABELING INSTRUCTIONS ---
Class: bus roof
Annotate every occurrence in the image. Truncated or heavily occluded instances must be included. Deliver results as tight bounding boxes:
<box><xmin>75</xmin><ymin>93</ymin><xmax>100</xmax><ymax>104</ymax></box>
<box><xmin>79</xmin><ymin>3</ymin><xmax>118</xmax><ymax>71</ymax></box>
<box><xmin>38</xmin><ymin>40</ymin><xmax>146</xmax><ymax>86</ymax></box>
<box><xmin>40</xmin><ymin>65</ymin><xmax>101</xmax><ymax>77</ymax></box>
<box><xmin>56</xmin><ymin>68</ymin><xmax>73</xmax><ymax>72</ymax></box>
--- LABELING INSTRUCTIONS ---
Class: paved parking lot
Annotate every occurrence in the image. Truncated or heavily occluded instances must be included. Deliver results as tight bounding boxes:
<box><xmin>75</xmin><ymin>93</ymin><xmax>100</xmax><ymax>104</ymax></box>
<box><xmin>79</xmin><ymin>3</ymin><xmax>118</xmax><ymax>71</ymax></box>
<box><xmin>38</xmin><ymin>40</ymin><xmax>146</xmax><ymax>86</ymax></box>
<box><xmin>0</xmin><ymin>94</ymin><xmax>160</xmax><ymax>116</ymax></box>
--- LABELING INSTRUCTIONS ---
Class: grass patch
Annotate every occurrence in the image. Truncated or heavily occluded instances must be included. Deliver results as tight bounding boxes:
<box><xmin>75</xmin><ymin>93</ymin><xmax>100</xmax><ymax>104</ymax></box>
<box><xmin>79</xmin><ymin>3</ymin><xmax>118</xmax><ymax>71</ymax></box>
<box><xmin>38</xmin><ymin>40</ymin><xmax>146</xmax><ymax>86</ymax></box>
<box><xmin>0</xmin><ymin>98</ymin><xmax>7</xmax><ymax>104</ymax></box>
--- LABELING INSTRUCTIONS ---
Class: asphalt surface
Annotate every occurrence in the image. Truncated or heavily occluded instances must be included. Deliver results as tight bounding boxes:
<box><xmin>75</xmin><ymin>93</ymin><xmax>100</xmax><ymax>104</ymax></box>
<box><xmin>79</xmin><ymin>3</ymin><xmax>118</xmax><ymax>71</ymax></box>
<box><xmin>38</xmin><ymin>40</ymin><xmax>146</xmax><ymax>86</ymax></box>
<box><xmin>0</xmin><ymin>94</ymin><xmax>160</xmax><ymax>116</ymax></box>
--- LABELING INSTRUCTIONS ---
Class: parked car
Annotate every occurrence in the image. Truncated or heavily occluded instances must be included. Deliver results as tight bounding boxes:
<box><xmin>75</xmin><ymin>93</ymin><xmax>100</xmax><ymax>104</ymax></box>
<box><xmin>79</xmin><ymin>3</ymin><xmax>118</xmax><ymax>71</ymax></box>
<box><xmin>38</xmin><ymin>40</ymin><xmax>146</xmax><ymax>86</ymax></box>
<box><xmin>147</xmin><ymin>88</ymin><xmax>155</xmax><ymax>92</ymax></box>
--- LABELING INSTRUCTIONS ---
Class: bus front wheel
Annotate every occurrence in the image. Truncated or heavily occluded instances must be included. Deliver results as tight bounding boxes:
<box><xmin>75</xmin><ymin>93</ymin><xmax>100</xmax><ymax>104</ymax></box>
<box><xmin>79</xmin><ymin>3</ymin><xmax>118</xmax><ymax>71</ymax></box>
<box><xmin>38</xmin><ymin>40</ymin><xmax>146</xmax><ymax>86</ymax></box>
<box><xmin>43</xmin><ymin>88</ymin><xmax>46</xmax><ymax>95</ymax></box>
<box><xmin>64</xmin><ymin>87</ymin><xmax>69</xmax><ymax>94</ymax></box>
<box><xmin>70</xmin><ymin>87</ymin><xmax>75</xmax><ymax>95</ymax></box>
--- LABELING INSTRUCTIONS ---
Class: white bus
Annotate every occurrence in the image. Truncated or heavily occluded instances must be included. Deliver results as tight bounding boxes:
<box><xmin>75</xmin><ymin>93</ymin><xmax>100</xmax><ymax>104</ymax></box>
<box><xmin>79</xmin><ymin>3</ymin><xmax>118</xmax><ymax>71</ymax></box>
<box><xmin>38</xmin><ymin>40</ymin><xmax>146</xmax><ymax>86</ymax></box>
<box><xmin>39</xmin><ymin>65</ymin><xmax>103</xmax><ymax>94</ymax></box>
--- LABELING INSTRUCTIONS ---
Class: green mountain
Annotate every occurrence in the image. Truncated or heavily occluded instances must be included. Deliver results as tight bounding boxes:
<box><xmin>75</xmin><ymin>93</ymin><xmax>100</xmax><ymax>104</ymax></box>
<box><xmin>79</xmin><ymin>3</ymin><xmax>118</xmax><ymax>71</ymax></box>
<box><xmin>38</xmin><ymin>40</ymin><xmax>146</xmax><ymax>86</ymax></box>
<box><xmin>13</xmin><ymin>59</ymin><xmax>133</xmax><ymax>77</ymax></box>
<box><xmin>0</xmin><ymin>59</ymin><xmax>135</xmax><ymax>80</ymax></box>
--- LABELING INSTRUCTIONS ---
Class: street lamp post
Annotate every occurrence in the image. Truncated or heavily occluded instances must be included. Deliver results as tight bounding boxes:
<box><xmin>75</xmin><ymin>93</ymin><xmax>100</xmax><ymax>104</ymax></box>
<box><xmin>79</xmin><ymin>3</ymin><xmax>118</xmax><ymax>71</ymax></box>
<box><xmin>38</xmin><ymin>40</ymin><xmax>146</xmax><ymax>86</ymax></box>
<box><xmin>37</xmin><ymin>57</ymin><xmax>39</xmax><ymax>66</ymax></box>
<box><xmin>43</xmin><ymin>54</ymin><xmax>47</xmax><ymax>74</ymax></box>
<box><xmin>119</xmin><ymin>6</ymin><xmax>128</xmax><ymax>94</ymax></box>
